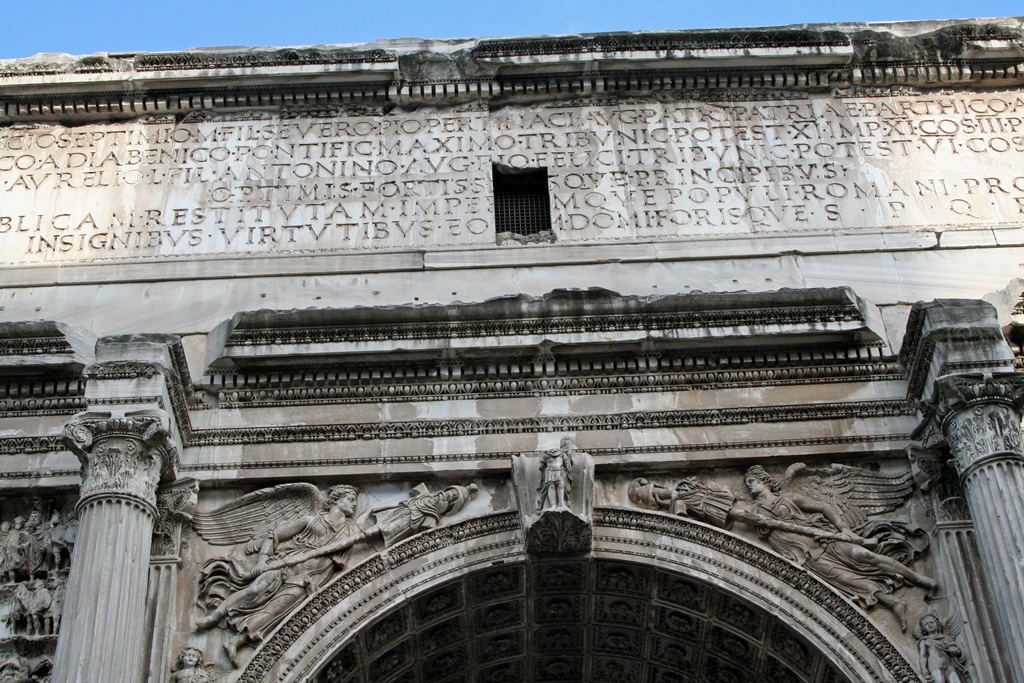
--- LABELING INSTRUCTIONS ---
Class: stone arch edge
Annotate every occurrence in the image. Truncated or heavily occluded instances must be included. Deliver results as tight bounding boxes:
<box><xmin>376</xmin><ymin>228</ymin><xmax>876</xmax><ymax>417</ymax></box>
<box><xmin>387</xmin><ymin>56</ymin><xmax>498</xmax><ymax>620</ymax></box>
<box><xmin>239</xmin><ymin>508</ymin><xmax>921</xmax><ymax>683</ymax></box>
<box><xmin>594</xmin><ymin>508</ymin><xmax>921</xmax><ymax>683</ymax></box>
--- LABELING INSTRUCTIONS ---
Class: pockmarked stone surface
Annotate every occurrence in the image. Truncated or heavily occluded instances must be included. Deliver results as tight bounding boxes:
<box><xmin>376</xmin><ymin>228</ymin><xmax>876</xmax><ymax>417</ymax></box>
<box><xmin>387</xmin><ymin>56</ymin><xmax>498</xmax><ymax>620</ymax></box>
<box><xmin>3</xmin><ymin>92</ymin><xmax>1024</xmax><ymax>262</ymax></box>
<box><xmin>2</xmin><ymin>16</ymin><xmax>1024</xmax><ymax>683</ymax></box>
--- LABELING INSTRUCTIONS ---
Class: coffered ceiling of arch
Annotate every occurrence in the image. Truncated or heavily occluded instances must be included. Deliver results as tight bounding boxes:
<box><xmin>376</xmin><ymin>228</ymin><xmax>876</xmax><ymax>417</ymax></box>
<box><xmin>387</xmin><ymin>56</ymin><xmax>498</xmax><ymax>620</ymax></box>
<box><xmin>315</xmin><ymin>559</ymin><xmax>848</xmax><ymax>683</ymax></box>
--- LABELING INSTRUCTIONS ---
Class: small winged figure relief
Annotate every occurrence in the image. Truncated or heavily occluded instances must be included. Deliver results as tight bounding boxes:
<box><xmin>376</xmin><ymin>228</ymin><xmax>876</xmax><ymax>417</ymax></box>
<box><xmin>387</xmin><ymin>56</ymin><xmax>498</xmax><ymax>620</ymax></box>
<box><xmin>913</xmin><ymin>612</ymin><xmax>971</xmax><ymax>683</ymax></box>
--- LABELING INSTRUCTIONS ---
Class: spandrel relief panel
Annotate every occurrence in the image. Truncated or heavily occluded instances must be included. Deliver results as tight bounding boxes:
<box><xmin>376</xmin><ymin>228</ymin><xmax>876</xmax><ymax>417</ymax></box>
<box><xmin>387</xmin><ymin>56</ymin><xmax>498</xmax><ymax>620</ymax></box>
<box><xmin>613</xmin><ymin>459</ymin><xmax>946</xmax><ymax>640</ymax></box>
<box><xmin>177</xmin><ymin>478</ymin><xmax>502</xmax><ymax>673</ymax></box>
<box><xmin>2</xmin><ymin>90</ymin><xmax>1024</xmax><ymax>264</ymax></box>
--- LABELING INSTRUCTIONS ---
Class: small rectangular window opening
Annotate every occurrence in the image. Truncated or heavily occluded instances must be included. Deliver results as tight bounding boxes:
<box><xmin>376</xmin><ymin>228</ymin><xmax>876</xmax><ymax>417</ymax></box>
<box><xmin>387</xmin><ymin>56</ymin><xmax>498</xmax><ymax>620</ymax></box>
<box><xmin>493</xmin><ymin>165</ymin><xmax>553</xmax><ymax>244</ymax></box>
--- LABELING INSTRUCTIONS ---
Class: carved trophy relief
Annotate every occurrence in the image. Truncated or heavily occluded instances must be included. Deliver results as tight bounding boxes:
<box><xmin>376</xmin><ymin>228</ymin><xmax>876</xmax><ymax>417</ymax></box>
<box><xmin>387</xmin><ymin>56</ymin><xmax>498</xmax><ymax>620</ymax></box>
<box><xmin>191</xmin><ymin>481</ymin><xmax>478</xmax><ymax>668</ymax></box>
<box><xmin>629</xmin><ymin>463</ymin><xmax>937</xmax><ymax>631</ymax></box>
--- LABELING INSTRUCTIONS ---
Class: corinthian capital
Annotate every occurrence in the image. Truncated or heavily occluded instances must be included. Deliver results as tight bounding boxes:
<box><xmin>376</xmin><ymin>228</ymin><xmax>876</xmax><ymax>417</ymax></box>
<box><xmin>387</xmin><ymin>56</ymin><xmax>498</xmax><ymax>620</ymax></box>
<box><xmin>933</xmin><ymin>373</ymin><xmax>1024</xmax><ymax>423</ymax></box>
<box><xmin>931</xmin><ymin>374</ymin><xmax>1024</xmax><ymax>475</ymax></box>
<box><xmin>63</xmin><ymin>410</ymin><xmax>178</xmax><ymax>509</ymax></box>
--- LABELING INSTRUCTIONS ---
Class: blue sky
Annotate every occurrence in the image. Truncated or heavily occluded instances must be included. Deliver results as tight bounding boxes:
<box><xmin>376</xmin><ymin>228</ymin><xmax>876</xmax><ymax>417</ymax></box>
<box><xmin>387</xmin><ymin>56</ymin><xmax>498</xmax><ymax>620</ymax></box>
<box><xmin>1</xmin><ymin>0</ymin><xmax>1021</xmax><ymax>60</ymax></box>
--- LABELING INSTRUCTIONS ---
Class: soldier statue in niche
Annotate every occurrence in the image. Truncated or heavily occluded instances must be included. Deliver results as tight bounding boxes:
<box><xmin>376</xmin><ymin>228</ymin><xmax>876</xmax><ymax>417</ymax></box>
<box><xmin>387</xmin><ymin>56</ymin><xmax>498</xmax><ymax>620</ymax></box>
<box><xmin>537</xmin><ymin>437</ymin><xmax>573</xmax><ymax>510</ymax></box>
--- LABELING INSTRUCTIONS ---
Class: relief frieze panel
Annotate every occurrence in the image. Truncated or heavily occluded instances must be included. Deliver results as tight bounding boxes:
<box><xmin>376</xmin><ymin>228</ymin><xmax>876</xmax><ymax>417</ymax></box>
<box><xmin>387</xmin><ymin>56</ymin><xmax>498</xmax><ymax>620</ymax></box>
<box><xmin>185</xmin><ymin>480</ymin><xmax>487</xmax><ymax>671</ymax></box>
<box><xmin>0</xmin><ymin>497</ymin><xmax>77</xmax><ymax>683</ymax></box>
<box><xmin>625</xmin><ymin>462</ymin><xmax>939</xmax><ymax>633</ymax></box>
<box><xmin>2</xmin><ymin>89</ymin><xmax>1024</xmax><ymax>264</ymax></box>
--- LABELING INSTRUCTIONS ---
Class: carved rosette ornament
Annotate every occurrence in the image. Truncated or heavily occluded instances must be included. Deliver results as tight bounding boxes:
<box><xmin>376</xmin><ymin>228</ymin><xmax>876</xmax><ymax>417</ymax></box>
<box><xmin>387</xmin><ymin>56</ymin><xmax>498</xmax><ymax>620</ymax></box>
<box><xmin>63</xmin><ymin>411</ymin><xmax>176</xmax><ymax>512</ymax></box>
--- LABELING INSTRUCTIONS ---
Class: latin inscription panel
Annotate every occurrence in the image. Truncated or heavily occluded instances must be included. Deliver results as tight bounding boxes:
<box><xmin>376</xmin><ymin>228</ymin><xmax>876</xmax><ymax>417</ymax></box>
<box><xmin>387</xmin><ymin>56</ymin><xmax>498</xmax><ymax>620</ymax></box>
<box><xmin>1</xmin><ymin>91</ymin><xmax>1023</xmax><ymax>263</ymax></box>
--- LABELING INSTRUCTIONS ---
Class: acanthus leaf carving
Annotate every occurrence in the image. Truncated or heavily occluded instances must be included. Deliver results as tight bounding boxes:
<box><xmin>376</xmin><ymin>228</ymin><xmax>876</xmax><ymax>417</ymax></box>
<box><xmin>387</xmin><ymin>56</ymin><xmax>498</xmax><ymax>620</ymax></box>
<box><xmin>932</xmin><ymin>373</ymin><xmax>1024</xmax><ymax>475</ymax></box>
<box><xmin>153</xmin><ymin>479</ymin><xmax>199</xmax><ymax>558</ymax></box>
<box><xmin>62</xmin><ymin>410</ymin><xmax>177</xmax><ymax>508</ymax></box>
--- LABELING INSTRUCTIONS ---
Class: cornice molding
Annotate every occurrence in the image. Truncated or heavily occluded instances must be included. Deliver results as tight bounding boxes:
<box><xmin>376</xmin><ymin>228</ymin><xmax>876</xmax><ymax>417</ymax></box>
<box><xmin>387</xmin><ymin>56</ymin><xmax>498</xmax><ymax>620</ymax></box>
<box><xmin>900</xmin><ymin>299</ymin><xmax>1016</xmax><ymax>403</ymax></box>
<box><xmin>1</xmin><ymin>19</ymin><xmax>1021</xmax><ymax>122</ymax></box>
<box><xmin>187</xmin><ymin>399</ymin><xmax>909</xmax><ymax>448</ymax></box>
<box><xmin>133</xmin><ymin>47</ymin><xmax>396</xmax><ymax>72</ymax></box>
<box><xmin>471</xmin><ymin>29</ymin><xmax>853</xmax><ymax>59</ymax></box>
<box><xmin>208</xmin><ymin>352</ymin><xmax>900</xmax><ymax>409</ymax></box>
<box><xmin>209</xmin><ymin>288</ymin><xmax>878</xmax><ymax>368</ymax></box>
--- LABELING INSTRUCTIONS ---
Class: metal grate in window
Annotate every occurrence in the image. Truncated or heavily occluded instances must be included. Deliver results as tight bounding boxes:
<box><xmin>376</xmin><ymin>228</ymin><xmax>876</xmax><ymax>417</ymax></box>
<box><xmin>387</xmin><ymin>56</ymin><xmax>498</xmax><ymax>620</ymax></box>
<box><xmin>493</xmin><ymin>166</ymin><xmax>553</xmax><ymax>243</ymax></box>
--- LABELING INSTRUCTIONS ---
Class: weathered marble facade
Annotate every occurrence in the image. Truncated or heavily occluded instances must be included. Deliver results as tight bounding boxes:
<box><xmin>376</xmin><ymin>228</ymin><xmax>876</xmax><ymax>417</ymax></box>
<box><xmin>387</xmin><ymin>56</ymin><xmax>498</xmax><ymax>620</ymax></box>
<box><xmin>1</xmin><ymin>16</ymin><xmax>1024</xmax><ymax>683</ymax></box>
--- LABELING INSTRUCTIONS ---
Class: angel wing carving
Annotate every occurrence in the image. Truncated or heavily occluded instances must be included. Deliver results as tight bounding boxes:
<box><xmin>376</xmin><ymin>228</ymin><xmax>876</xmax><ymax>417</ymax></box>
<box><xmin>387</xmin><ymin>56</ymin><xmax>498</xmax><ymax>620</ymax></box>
<box><xmin>786</xmin><ymin>463</ymin><xmax>914</xmax><ymax>530</ymax></box>
<box><xmin>192</xmin><ymin>483</ymin><xmax>324</xmax><ymax>546</ymax></box>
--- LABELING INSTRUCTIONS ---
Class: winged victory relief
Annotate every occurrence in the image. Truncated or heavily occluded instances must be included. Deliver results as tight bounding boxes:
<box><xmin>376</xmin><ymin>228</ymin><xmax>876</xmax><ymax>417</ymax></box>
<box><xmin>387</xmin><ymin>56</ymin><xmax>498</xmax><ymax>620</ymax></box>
<box><xmin>192</xmin><ymin>481</ymin><xmax>477</xmax><ymax>666</ymax></box>
<box><xmin>630</xmin><ymin>462</ymin><xmax>937</xmax><ymax>629</ymax></box>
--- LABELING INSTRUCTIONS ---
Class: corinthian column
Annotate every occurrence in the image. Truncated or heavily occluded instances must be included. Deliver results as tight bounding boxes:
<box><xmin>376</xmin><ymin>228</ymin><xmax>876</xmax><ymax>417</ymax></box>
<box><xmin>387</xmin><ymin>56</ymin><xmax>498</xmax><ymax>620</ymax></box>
<box><xmin>902</xmin><ymin>300</ymin><xmax>1024</xmax><ymax>682</ymax></box>
<box><xmin>50</xmin><ymin>335</ymin><xmax>188</xmax><ymax>683</ymax></box>
<box><xmin>932</xmin><ymin>373</ymin><xmax>1024</xmax><ymax>681</ymax></box>
<box><xmin>53</xmin><ymin>411</ymin><xmax>176</xmax><ymax>683</ymax></box>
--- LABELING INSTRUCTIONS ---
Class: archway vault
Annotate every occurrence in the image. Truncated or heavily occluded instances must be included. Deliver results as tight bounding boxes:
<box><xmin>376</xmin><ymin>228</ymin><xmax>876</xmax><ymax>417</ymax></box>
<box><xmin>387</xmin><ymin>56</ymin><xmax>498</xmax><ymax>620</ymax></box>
<box><xmin>238</xmin><ymin>510</ymin><xmax>920</xmax><ymax>683</ymax></box>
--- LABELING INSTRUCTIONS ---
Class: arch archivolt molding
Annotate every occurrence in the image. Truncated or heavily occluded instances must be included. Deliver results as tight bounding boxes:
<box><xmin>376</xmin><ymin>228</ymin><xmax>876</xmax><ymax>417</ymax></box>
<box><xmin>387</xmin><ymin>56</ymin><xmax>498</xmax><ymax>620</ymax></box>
<box><xmin>238</xmin><ymin>512</ymin><xmax>524</xmax><ymax>683</ymax></box>
<box><xmin>239</xmin><ymin>509</ymin><xmax>920</xmax><ymax>683</ymax></box>
<box><xmin>592</xmin><ymin>508</ymin><xmax>919</xmax><ymax>683</ymax></box>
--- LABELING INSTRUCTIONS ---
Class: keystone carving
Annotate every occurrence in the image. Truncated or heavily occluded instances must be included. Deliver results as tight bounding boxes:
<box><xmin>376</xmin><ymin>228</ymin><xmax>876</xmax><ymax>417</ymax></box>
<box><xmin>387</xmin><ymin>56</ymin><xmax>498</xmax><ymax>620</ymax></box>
<box><xmin>630</xmin><ymin>463</ymin><xmax>937</xmax><ymax>630</ymax></box>
<box><xmin>512</xmin><ymin>438</ymin><xmax>594</xmax><ymax>556</ymax></box>
<box><xmin>62</xmin><ymin>411</ymin><xmax>178</xmax><ymax>508</ymax></box>
<box><xmin>192</xmin><ymin>481</ymin><xmax>477</xmax><ymax>668</ymax></box>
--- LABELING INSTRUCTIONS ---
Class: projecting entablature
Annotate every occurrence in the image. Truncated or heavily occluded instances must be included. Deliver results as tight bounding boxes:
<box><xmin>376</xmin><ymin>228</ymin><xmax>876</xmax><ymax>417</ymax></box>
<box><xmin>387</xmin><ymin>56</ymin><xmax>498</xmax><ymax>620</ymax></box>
<box><xmin>204</xmin><ymin>287</ymin><xmax>889</xmax><ymax>370</ymax></box>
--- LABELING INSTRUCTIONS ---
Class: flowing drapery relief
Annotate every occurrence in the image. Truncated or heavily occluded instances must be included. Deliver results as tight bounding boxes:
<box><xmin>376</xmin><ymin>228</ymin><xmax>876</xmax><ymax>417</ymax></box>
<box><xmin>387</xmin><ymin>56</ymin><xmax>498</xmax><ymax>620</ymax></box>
<box><xmin>192</xmin><ymin>481</ymin><xmax>478</xmax><ymax>667</ymax></box>
<box><xmin>629</xmin><ymin>462</ymin><xmax>937</xmax><ymax>630</ymax></box>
